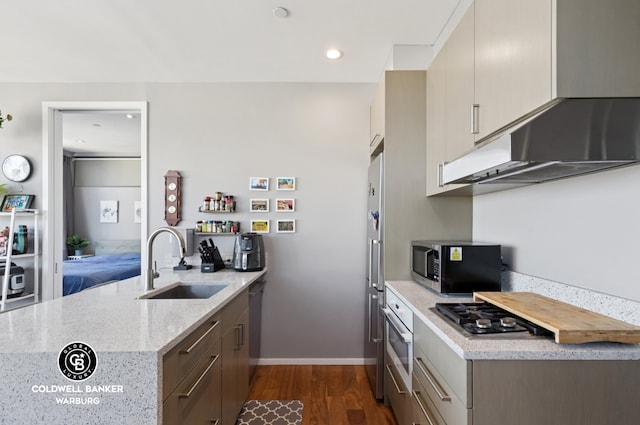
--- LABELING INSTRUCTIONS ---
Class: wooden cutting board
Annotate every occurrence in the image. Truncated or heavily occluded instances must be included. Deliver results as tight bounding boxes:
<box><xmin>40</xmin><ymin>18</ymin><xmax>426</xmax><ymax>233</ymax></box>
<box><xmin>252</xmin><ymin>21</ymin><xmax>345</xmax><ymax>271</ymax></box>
<box><xmin>474</xmin><ymin>292</ymin><xmax>640</xmax><ymax>344</ymax></box>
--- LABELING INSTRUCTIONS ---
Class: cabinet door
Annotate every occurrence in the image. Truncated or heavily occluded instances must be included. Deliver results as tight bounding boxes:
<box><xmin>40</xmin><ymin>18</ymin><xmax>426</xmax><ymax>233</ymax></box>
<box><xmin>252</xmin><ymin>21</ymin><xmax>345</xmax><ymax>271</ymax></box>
<box><xmin>221</xmin><ymin>307</ymin><xmax>249</xmax><ymax>425</ymax></box>
<box><xmin>426</xmin><ymin>45</ymin><xmax>448</xmax><ymax>196</ymax></box>
<box><xmin>445</xmin><ymin>4</ymin><xmax>475</xmax><ymax>161</ymax></box>
<box><xmin>474</xmin><ymin>0</ymin><xmax>552</xmax><ymax>140</ymax></box>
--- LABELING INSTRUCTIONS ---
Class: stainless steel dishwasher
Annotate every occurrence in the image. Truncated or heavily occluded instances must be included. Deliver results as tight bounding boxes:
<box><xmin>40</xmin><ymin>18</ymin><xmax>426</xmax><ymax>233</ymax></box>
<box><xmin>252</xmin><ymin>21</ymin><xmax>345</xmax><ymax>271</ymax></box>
<box><xmin>249</xmin><ymin>276</ymin><xmax>266</xmax><ymax>379</ymax></box>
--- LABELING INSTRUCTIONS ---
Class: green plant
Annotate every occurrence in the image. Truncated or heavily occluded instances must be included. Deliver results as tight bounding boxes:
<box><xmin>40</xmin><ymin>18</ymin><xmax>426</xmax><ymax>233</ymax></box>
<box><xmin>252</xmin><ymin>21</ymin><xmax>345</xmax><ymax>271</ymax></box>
<box><xmin>66</xmin><ymin>234</ymin><xmax>90</xmax><ymax>250</ymax></box>
<box><xmin>0</xmin><ymin>110</ymin><xmax>12</xmax><ymax>128</ymax></box>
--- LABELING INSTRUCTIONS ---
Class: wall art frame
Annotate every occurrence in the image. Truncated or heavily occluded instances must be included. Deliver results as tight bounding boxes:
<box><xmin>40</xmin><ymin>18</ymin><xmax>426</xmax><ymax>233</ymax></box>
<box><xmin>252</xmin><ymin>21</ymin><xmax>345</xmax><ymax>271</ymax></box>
<box><xmin>250</xmin><ymin>199</ymin><xmax>269</xmax><ymax>212</ymax></box>
<box><xmin>277</xmin><ymin>219</ymin><xmax>296</xmax><ymax>233</ymax></box>
<box><xmin>276</xmin><ymin>198</ymin><xmax>295</xmax><ymax>212</ymax></box>
<box><xmin>251</xmin><ymin>219</ymin><xmax>270</xmax><ymax>233</ymax></box>
<box><xmin>249</xmin><ymin>177</ymin><xmax>269</xmax><ymax>191</ymax></box>
<box><xmin>276</xmin><ymin>177</ymin><xmax>296</xmax><ymax>190</ymax></box>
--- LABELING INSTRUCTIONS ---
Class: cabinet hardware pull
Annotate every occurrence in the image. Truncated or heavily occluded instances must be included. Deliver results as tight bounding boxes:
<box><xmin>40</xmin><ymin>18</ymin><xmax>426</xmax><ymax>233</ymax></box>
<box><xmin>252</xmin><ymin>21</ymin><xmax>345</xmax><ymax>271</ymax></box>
<box><xmin>437</xmin><ymin>163</ymin><xmax>445</xmax><ymax>187</ymax></box>
<box><xmin>210</xmin><ymin>420</ymin><xmax>220</xmax><ymax>425</ymax></box>
<box><xmin>413</xmin><ymin>390</ymin><xmax>437</xmax><ymax>425</ymax></box>
<box><xmin>235</xmin><ymin>323</ymin><xmax>245</xmax><ymax>350</ymax></box>
<box><xmin>415</xmin><ymin>357</ymin><xmax>451</xmax><ymax>401</ymax></box>
<box><xmin>180</xmin><ymin>321</ymin><xmax>220</xmax><ymax>355</ymax></box>
<box><xmin>385</xmin><ymin>364</ymin><xmax>407</xmax><ymax>394</ymax></box>
<box><xmin>178</xmin><ymin>354</ymin><xmax>219</xmax><ymax>398</ymax></box>
<box><xmin>470</xmin><ymin>104</ymin><xmax>480</xmax><ymax>134</ymax></box>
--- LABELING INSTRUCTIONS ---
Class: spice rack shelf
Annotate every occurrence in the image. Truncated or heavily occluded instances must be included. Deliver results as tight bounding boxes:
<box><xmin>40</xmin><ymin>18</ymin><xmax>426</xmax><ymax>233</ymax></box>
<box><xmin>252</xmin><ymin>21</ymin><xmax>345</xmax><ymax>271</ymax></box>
<box><xmin>194</xmin><ymin>232</ymin><xmax>237</xmax><ymax>236</ymax></box>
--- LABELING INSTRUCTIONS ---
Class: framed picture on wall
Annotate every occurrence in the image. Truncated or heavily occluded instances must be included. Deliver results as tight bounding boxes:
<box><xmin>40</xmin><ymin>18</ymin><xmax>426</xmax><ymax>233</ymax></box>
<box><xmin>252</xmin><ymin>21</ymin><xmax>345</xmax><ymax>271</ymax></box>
<box><xmin>276</xmin><ymin>198</ymin><xmax>295</xmax><ymax>212</ymax></box>
<box><xmin>250</xmin><ymin>199</ymin><xmax>269</xmax><ymax>212</ymax></box>
<box><xmin>249</xmin><ymin>177</ymin><xmax>269</xmax><ymax>191</ymax></box>
<box><xmin>276</xmin><ymin>177</ymin><xmax>296</xmax><ymax>190</ymax></box>
<box><xmin>100</xmin><ymin>200</ymin><xmax>119</xmax><ymax>223</ymax></box>
<box><xmin>251</xmin><ymin>220</ymin><xmax>269</xmax><ymax>233</ymax></box>
<box><xmin>277</xmin><ymin>219</ymin><xmax>295</xmax><ymax>233</ymax></box>
<box><xmin>0</xmin><ymin>194</ymin><xmax>35</xmax><ymax>212</ymax></box>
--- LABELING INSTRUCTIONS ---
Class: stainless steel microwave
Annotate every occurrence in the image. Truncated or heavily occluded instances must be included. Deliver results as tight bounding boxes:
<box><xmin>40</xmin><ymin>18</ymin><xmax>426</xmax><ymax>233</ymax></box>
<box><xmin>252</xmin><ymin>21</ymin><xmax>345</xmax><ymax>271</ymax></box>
<box><xmin>410</xmin><ymin>240</ymin><xmax>502</xmax><ymax>294</ymax></box>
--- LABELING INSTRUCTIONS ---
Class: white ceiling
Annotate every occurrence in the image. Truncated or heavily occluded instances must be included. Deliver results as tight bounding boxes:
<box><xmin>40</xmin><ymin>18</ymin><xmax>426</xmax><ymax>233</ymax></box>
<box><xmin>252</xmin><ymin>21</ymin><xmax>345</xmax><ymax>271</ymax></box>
<box><xmin>2</xmin><ymin>0</ymin><xmax>461</xmax><ymax>84</ymax></box>
<box><xmin>6</xmin><ymin>0</ymin><xmax>464</xmax><ymax>156</ymax></box>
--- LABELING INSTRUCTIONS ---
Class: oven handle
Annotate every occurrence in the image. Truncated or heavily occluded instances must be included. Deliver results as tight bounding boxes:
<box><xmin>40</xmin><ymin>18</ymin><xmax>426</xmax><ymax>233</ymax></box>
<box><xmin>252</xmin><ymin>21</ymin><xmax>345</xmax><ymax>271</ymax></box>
<box><xmin>382</xmin><ymin>307</ymin><xmax>412</xmax><ymax>343</ymax></box>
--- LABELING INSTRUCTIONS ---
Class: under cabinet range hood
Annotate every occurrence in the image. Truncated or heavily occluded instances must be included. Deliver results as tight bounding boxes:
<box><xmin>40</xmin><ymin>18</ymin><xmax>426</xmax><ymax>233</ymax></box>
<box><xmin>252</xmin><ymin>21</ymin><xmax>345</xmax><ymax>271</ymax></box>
<box><xmin>442</xmin><ymin>98</ymin><xmax>640</xmax><ymax>189</ymax></box>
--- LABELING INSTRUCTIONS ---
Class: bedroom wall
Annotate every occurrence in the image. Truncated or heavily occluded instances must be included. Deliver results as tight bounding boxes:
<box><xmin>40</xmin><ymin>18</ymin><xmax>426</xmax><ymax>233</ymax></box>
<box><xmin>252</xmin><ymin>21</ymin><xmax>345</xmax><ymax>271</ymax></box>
<box><xmin>72</xmin><ymin>159</ymin><xmax>141</xmax><ymax>252</ymax></box>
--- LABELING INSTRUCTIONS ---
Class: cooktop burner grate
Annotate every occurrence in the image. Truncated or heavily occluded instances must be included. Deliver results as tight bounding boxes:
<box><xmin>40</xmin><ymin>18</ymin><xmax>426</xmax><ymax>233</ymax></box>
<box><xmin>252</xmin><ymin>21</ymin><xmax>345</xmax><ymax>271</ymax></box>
<box><xmin>435</xmin><ymin>302</ymin><xmax>553</xmax><ymax>336</ymax></box>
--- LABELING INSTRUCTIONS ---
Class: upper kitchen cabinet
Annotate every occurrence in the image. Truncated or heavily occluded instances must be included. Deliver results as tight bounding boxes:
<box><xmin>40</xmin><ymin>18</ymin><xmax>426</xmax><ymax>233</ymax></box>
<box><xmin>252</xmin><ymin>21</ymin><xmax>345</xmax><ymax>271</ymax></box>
<box><xmin>369</xmin><ymin>76</ymin><xmax>386</xmax><ymax>156</ymax></box>
<box><xmin>474</xmin><ymin>0</ymin><xmax>552</xmax><ymax>140</ymax></box>
<box><xmin>426</xmin><ymin>5</ymin><xmax>474</xmax><ymax>196</ymax></box>
<box><xmin>475</xmin><ymin>0</ymin><xmax>640</xmax><ymax>141</ymax></box>
<box><xmin>427</xmin><ymin>0</ymin><xmax>640</xmax><ymax>196</ymax></box>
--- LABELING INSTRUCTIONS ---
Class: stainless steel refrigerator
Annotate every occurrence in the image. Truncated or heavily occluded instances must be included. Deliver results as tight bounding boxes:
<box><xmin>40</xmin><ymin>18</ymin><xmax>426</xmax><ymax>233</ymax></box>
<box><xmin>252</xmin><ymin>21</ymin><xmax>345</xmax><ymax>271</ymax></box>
<box><xmin>365</xmin><ymin>152</ymin><xmax>384</xmax><ymax>399</ymax></box>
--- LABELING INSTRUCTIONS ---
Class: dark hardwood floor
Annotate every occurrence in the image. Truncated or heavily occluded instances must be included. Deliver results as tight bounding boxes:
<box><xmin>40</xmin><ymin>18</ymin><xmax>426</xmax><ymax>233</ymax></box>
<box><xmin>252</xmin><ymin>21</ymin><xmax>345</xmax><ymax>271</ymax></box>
<box><xmin>248</xmin><ymin>365</ymin><xmax>398</xmax><ymax>425</ymax></box>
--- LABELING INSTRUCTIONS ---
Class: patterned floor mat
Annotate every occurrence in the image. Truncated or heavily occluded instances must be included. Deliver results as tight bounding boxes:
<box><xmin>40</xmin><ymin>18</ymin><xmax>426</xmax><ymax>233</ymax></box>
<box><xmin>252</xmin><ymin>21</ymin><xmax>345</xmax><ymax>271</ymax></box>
<box><xmin>236</xmin><ymin>400</ymin><xmax>303</xmax><ymax>425</ymax></box>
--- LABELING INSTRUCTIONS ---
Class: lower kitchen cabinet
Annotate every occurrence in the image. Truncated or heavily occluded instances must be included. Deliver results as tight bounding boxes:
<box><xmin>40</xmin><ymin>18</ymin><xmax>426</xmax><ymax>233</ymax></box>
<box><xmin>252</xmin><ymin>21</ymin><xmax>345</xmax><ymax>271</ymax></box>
<box><xmin>163</xmin><ymin>315</ymin><xmax>223</xmax><ymax>425</ymax></box>
<box><xmin>221</xmin><ymin>289</ymin><xmax>250</xmax><ymax>425</ymax></box>
<box><xmin>413</xmin><ymin>314</ymin><xmax>640</xmax><ymax>425</ymax></box>
<box><xmin>162</xmin><ymin>288</ymin><xmax>251</xmax><ymax>425</ymax></box>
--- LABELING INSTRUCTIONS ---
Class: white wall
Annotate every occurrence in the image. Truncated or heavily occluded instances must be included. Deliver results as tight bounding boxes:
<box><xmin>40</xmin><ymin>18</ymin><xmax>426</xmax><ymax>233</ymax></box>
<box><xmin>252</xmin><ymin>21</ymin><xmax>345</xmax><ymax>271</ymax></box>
<box><xmin>0</xmin><ymin>82</ymin><xmax>373</xmax><ymax>361</ymax></box>
<box><xmin>73</xmin><ymin>159</ymin><xmax>141</xmax><ymax>252</ymax></box>
<box><xmin>473</xmin><ymin>164</ymin><xmax>640</xmax><ymax>302</ymax></box>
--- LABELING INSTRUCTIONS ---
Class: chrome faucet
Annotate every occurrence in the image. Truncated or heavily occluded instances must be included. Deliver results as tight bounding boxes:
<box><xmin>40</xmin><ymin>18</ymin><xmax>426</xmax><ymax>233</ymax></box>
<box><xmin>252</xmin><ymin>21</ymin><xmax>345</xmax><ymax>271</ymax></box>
<box><xmin>146</xmin><ymin>227</ymin><xmax>187</xmax><ymax>290</ymax></box>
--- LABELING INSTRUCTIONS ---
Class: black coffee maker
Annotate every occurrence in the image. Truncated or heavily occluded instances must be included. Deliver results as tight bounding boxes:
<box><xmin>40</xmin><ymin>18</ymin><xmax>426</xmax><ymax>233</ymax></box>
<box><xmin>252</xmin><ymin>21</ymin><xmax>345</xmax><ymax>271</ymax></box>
<box><xmin>232</xmin><ymin>233</ymin><xmax>265</xmax><ymax>271</ymax></box>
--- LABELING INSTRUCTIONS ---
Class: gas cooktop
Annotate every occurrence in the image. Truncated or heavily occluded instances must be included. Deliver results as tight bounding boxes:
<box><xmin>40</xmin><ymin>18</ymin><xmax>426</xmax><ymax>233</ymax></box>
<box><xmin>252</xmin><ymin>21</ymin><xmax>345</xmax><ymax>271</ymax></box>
<box><xmin>434</xmin><ymin>302</ymin><xmax>553</xmax><ymax>338</ymax></box>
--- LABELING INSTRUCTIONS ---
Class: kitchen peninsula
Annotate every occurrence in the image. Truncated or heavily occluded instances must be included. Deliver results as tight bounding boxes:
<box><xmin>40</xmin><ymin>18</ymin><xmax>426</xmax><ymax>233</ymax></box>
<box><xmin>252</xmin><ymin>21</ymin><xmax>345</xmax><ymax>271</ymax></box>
<box><xmin>0</xmin><ymin>268</ymin><xmax>266</xmax><ymax>425</ymax></box>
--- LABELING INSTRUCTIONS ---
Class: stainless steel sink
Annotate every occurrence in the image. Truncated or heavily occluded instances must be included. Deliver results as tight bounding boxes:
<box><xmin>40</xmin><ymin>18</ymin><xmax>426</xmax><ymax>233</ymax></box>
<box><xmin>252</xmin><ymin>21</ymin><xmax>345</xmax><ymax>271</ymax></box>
<box><xmin>140</xmin><ymin>283</ymin><xmax>228</xmax><ymax>300</ymax></box>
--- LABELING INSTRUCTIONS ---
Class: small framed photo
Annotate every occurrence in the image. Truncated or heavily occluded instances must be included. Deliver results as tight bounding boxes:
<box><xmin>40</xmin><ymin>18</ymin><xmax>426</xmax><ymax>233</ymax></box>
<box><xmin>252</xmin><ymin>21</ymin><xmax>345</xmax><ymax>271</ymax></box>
<box><xmin>277</xmin><ymin>219</ymin><xmax>296</xmax><ymax>233</ymax></box>
<box><xmin>276</xmin><ymin>198</ymin><xmax>295</xmax><ymax>212</ymax></box>
<box><xmin>250</xmin><ymin>199</ymin><xmax>269</xmax><ymax>212</ymax></box>
<box><xmin>251</xmin><ymin>220</ymin><xmax>270</xmax><ymax>233</ymax></box>
<box><xmin>0</xmin><ymin>194</ymin><xmax>35</xmax><ymax>212</ymax></box>
<box><xmin>250</xmin><ymin>177</ymin><xmax>269</xmax><ymax>191</ymax></box>
<box><xmin>277</xmin><ymin>177</ymin><xmax>296</xmax><ymax>190</ymax></box>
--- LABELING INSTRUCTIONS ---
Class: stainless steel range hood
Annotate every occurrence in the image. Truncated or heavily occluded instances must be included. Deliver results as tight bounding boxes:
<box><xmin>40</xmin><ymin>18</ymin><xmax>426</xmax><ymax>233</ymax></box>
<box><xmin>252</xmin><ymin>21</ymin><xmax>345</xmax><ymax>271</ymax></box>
<box><xmin>442</xmin><ymin>98</ymin><xmax>640</xmax><ymax>189</ymax></box>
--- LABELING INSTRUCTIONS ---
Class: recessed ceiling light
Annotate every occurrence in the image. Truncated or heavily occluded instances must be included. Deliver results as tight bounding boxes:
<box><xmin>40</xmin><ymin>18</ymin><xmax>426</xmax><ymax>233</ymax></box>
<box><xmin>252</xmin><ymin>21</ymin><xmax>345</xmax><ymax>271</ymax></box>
<box><xmin>326</xmin><ymin>49</ymin><xmax>343</xmax><ymax>60</ymax></box>
<box><xmin>125</xmin><ymin>114</ymin><xmax>134</xmax><ymax>119</ymax></box>
<box><xmin>76</xmin><ymin>139</ymin><xmax>87</xmax><ymax>144</ymax></box>
<box><xmin>273</xmin><ymin>7</ymin><xmax>289</xmax><ymax>18</ymax></box>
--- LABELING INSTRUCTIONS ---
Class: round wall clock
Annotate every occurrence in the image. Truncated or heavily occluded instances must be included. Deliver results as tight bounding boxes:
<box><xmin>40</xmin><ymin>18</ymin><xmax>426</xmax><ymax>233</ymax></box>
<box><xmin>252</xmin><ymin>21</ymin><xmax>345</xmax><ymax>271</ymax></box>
<box><xmin>164</xmin><ymin>170</ymin><xmax>182</xmax><ymax>226</ymax></box>
<box><xmin>2</xmin><ymin>154</ymin><xmax>31</xmax><ymax>182</ymax></box>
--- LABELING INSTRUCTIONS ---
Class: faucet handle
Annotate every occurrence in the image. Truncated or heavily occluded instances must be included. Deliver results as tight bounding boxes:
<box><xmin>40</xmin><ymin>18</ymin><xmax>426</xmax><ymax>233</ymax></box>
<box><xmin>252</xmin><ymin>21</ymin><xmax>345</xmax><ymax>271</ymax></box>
<box><xmin>152</xmin><ymin>260</ymin><xmax>160</xmax><ymax>279</ymax></box>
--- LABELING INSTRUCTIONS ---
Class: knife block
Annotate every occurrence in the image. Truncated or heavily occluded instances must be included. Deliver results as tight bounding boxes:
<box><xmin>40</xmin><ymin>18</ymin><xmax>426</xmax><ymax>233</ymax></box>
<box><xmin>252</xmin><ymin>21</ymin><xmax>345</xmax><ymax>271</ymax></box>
<box><xmin>201</xmin><ymin>245</ymin><xmax>225</xmax><ymax>272</ymax></box>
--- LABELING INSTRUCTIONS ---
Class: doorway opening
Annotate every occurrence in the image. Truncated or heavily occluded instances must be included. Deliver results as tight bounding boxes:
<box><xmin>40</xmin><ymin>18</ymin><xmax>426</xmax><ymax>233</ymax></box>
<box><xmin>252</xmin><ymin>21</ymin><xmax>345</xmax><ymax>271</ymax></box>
<box><xmin>42</xmin><ymin>102</ymin><xmax>148</xmax><ymax>300</ymax></box>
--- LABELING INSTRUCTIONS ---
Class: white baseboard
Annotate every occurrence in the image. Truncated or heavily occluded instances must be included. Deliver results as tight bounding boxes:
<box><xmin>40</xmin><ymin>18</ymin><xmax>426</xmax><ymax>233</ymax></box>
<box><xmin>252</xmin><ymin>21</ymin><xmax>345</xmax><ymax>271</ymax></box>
<box><xmin>257</xmin><ymin>358</ymin><xmax>365</xmax><ymax>366</ymax></box>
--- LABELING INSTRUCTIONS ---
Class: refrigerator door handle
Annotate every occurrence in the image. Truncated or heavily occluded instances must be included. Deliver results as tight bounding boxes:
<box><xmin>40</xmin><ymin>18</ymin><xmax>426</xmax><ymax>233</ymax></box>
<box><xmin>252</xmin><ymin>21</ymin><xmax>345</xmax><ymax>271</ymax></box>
<box><xmin>369</xmin><ymin>238</ymin><xmax>381</xmax><ymax>289</ymax></box>
<box><xmin>368</xmin><ymin>293</ymin><xmax>382</xmax><ymax>343</ymax></box>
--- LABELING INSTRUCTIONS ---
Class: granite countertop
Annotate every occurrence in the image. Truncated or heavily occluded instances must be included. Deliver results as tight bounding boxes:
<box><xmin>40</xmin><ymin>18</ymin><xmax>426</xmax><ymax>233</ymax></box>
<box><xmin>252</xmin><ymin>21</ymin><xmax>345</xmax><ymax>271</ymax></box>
<box><xmin>0</xmin><ymin>268</ymin><xmax>267</xmax><ymax>355</ymax></box>
<box><xmin>386</xmin><ymin>280</ymin><xmax>640</xmax><ymax>361</ymax></box>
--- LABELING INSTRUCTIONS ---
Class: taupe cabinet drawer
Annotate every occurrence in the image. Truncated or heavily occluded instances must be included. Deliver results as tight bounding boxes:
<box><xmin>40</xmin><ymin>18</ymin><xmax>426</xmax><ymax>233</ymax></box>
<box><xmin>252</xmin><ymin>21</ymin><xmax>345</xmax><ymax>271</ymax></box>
<box><xmin>163</xmin><ymin>314</ymin><xmax>222</xmax><ymax>399</ymax></box>
<box><xmin>413</xmin><ymin>315</ymin><xmax>472</xmax><ymax>425</ymax></box>
<box><xmin>412</xmin><ymin>374</ymin><xmax>446</xmax><ymax>425</ymax></box>
<box><xmin>163</xmin><ymin>340</ymin><xmax>222</xmax><ymax>425</ymax></box>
